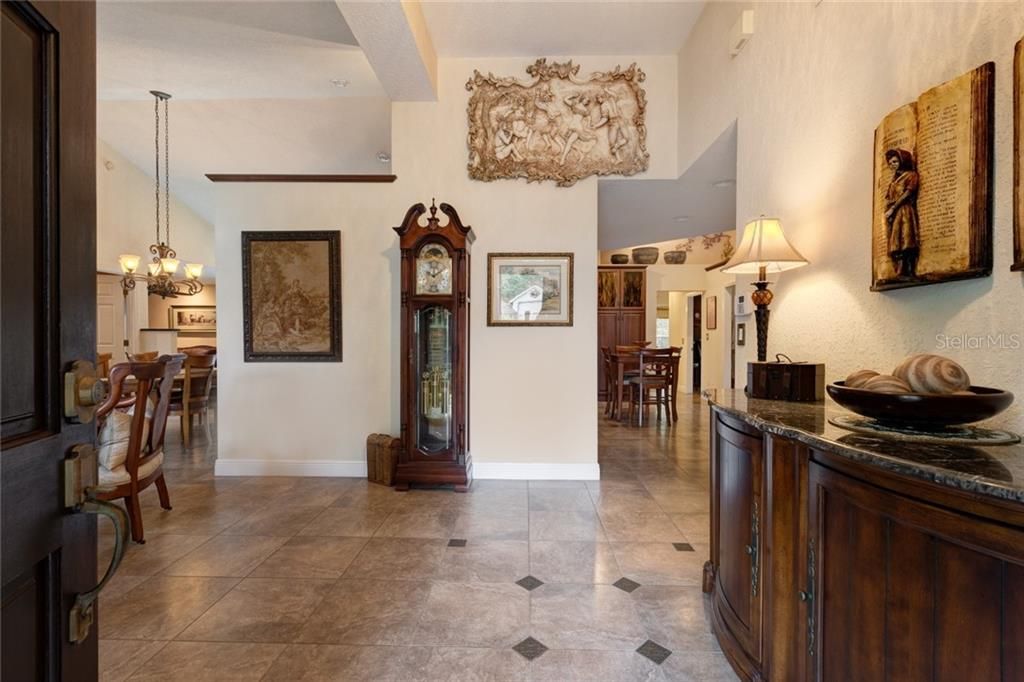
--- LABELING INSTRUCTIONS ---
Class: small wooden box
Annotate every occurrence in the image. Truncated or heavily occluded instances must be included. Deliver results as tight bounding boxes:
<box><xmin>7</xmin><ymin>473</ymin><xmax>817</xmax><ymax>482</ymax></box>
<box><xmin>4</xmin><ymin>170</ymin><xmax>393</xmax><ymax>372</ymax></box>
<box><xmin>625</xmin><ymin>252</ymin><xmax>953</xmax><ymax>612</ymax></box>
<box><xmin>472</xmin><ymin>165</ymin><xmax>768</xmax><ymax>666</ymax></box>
<box><xmin>366</xmin><ymin>434</ymin><xmax>400</xmax><ymax>486</ymax></box>
<box><xmin>746</xmin><ymin>361</ymin><xmax>824</xmax><ymax>402</ymax></box>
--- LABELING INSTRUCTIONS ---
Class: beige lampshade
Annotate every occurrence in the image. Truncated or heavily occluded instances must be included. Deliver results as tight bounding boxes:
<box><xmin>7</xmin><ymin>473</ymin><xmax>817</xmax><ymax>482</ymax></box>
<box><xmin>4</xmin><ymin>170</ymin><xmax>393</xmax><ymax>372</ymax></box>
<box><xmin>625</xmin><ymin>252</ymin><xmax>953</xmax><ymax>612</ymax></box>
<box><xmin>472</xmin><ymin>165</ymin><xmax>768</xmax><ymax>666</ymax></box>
<box><xmin>118</xmin><ymin>254</ymin><xmax>141</xmax><ymax>274</ymax></box>
<box><xmin>721</xmin><ymin>217</ymin><xmax>809</xmax><ymax>276</ymax></box>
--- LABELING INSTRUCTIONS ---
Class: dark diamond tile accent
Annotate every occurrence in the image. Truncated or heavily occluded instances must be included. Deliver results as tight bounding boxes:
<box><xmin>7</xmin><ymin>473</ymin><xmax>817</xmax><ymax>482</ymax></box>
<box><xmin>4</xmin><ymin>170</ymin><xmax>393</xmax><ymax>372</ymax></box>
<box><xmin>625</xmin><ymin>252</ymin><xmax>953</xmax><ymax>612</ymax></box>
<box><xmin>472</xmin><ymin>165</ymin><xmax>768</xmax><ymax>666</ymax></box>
<box><xmin>515</xmin><ymin>575</ymin><xmax>544</xmax><ymax>591</ymax></box>
<box><xmin>448</xmin><ymin>538</ymin><xmax>467</xmax><ymax>547</ymax></box>
<box><xmin>613</xmin><ymin>577</ymin><xmax>641</xmax><ymax>593</ymax></box>
<box><xmin>512</xmin><ymin>636</ymin><xmax>548</xmax><ymax>661</ymax></box>
<box><xmin>636</xmin><ymin>639</ymin><xmax>672</xmax><ymax>665</ymax></box>
<box><xmin>673</xmin><ymin>542</ymin><xmax>695</xmax><ymax>552</ymax></box>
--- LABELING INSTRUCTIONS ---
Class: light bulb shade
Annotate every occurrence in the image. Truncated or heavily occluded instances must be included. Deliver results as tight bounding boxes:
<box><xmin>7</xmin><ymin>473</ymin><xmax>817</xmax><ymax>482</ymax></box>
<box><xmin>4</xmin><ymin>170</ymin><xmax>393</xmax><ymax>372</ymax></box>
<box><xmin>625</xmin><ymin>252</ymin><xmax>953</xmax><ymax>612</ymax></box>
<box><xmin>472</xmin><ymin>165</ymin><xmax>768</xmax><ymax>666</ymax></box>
<box><xmin>184</xmin><ymin>263</ymin><xmax>203</xmax><ymax>280</ymax></box>
<box><xmin>160</xmin><ymin>257</ymin><xmax>180</xmax><ymax>274</ymax></box>
<box><xmin>147</xmin><ymin>262</ymin><xmax>162</xmax><ymax>276</ymax></box>
<box><xmin>721</xmin><ymin>217</ymin><xmax>809</xmax><ymax>276</ymax></box>
<box><xmin>118</xmin><ymin>254</ymin><xmax>141</xmax><ymax>274</ymax></box>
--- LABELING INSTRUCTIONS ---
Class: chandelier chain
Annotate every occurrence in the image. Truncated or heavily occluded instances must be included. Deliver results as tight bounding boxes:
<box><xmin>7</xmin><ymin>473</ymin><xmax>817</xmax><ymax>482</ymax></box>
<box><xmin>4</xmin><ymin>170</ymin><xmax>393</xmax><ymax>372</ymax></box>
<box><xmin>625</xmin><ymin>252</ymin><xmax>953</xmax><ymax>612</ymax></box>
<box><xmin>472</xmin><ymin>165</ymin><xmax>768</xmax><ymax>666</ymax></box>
<box><xmin>164</xmin><ymin>95</ymin><xmax>170</xmax><ymax>247</ymax></box>
<box><xmin>154</xmin><ymin>93</ymin><xmax>160</xmax><ymax>244</ymax></box>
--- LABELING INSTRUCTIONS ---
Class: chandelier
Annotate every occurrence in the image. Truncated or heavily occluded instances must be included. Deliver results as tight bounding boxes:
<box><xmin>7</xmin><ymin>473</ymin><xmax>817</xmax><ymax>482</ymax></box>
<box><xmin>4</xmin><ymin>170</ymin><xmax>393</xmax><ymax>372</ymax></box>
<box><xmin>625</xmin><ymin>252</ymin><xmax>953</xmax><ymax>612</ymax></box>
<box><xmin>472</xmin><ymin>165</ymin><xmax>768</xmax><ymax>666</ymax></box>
<box><xmin>118</xmin><ymin>91</ymin><xmax>204</xmax><ymax>299</ymax></box>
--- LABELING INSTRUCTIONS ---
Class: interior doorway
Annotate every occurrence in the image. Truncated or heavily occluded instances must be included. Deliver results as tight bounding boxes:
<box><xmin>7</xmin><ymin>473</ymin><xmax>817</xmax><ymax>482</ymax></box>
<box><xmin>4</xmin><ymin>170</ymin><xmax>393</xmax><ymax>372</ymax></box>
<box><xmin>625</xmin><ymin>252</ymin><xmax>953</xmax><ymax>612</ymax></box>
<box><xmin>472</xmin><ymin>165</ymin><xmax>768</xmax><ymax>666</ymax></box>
<box><xmin>691</xmin><ymin>293</ymin><xmax>702</xmax><ymax>392</ymax></box>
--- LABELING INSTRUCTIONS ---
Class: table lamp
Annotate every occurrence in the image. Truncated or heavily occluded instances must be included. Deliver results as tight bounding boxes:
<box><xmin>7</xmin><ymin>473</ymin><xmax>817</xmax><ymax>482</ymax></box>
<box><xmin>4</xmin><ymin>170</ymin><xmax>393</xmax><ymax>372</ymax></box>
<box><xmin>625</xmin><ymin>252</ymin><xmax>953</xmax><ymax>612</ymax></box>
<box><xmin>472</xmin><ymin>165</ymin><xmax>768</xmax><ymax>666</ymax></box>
<box><xmin>721</xmin><ymin>217</ymin><xmax>808</xmax><ymax>362</ymax></box>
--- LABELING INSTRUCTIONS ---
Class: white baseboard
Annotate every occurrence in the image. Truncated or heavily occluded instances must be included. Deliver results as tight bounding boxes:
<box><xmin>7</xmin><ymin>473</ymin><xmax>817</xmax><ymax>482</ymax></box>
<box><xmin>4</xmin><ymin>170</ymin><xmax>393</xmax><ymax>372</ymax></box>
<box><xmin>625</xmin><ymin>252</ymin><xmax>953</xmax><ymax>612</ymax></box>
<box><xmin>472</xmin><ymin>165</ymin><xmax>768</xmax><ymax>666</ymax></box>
<box><xmin>214</xmin><ymin>459</ymin><xmax>366</xmax><ymax>477</ymax></box>
<box><xmin>213</xmin><ymin>458</ymin><xmax>600</xmax><ymax>480</ymax></box>
<box><xmin>473</xmin><ymin>461</ymin><xmax>601</xmax><ymax>480</ymax></box>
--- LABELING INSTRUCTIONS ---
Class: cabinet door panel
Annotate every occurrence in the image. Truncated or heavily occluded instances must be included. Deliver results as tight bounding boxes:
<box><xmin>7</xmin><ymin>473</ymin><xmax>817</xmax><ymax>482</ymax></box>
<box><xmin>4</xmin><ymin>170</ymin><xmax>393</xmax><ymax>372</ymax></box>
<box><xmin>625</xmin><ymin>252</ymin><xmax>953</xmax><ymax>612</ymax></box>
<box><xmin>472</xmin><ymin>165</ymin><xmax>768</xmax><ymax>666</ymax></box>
<box><xmin>621</xmin><ymin>270</ymin><xmax>644</xmax><ymax>308</ymax></box>
<box><xmin>598</xmin><ymin>270</ymin><xmax>619</xmax><ymax>309</ymax></box>
<box><xmin>619</xmin><ymin>311</ymin><xmax>645</xmax><ymax>347</ymax></box>
<box><xmin>713</xmin><ymin>418</ymin><xmax>762</xmax><ymax>660</ymax></box>
<box><xmin>809</xmin><ymin>461</ymin><xmax>1024</xmax><ymax>682</ymax></box>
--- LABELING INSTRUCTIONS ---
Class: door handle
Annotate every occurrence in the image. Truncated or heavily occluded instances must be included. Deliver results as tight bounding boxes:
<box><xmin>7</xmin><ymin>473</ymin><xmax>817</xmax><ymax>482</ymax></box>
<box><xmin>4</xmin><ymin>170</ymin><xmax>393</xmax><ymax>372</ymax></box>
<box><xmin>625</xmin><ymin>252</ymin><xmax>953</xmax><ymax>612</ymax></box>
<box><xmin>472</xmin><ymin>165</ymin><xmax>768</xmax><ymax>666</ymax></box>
<box><xmin>64</xmin><ymin>360</ymin><xmax>108</xmax><ymax>424</ymax></box>
<box><xmin>64</xmin><ymin>444</ymin><xmax>129</xmax><ymax>644</ymax></box>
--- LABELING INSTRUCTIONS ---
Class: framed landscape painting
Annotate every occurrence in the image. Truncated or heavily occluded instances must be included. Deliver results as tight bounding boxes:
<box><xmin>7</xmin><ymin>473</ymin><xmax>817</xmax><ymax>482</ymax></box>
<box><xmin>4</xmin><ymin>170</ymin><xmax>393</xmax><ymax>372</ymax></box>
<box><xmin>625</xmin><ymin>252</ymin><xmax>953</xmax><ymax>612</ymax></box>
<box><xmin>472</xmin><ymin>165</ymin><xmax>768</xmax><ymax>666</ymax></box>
<box><xmin>487</xmin><ymin>253</ymin><xmax>573</xmax><ymax>326</ymax></box>
<box><xmin>168</xmin><ymin>305</ymin><xmax>216</xmax><ymax>332</ymax></box>
<box><xmin>241</xmin><ymin>230</ymin><xmax>342</xmax><ymax>362</ymax></box>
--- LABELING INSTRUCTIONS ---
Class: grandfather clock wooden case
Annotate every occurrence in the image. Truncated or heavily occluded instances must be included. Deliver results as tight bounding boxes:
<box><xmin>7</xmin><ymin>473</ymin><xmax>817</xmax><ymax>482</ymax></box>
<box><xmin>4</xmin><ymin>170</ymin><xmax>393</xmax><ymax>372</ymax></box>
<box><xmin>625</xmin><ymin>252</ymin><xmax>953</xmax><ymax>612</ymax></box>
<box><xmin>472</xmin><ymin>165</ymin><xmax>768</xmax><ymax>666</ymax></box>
<box><xmin>394</xmin><ymin>202</ymin><xmax>474</xmax><ymax>491</ymax></box>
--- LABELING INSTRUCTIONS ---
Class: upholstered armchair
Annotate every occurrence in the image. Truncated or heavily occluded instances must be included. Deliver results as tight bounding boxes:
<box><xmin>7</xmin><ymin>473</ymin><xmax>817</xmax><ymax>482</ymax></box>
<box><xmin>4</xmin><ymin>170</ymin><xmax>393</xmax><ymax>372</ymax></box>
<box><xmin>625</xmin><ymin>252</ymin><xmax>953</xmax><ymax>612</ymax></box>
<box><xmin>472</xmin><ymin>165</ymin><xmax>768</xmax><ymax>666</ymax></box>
<box><xmin>94</xmin><ymin>355</ymin><xmax>184</xmax><ymax>543</ymax></box>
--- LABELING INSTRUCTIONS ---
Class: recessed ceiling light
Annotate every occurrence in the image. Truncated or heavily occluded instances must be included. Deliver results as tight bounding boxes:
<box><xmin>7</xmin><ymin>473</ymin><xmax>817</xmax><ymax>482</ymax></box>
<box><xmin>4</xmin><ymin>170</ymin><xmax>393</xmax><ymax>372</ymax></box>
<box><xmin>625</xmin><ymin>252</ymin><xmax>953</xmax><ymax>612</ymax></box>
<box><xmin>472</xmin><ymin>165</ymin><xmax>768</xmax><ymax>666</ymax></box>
<box><xmin>330</xmin><ymin>78</ymin><xmax>350</xmax><ymax>88</ymax></box>
<box><xmin>673</xmin><ymin>215</ymin><xmax>689</xmax><ymax>222</ymax></box>
<box><xmin>712</xmin><ymin>179</ymin><xmax>735</xmax><ymax>188</ymax></box>
<box><xmin>377</xmin><ymin>151</ymin><xmax>391</xmax><ymax>164</ymax></box>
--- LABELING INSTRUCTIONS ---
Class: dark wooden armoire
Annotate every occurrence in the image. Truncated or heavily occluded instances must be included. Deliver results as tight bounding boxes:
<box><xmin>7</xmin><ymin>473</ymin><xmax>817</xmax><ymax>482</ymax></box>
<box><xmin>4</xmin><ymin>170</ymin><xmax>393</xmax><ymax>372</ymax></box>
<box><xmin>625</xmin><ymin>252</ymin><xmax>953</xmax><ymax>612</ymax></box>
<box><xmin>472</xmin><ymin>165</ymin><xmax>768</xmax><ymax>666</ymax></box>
<box><xmin>597</xmin><ymin>266</ymin><xmax>647</xmax><ymax>399</ymax></box>
<box><xmin>393</xmin><ymin>201</ymin><xmax>474</xmax><ymax>491</ymax></box>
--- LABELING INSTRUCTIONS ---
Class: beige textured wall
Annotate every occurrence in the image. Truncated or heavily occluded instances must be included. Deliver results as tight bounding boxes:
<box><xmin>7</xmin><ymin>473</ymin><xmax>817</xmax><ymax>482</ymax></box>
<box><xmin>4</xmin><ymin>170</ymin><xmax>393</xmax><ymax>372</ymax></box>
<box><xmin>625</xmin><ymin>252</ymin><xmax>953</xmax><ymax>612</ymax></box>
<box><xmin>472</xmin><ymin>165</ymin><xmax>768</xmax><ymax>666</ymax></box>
<box><xmin>679</xmin><ymin>2</ymin><xmax>1024</xmax><ymax>428</ymax></box>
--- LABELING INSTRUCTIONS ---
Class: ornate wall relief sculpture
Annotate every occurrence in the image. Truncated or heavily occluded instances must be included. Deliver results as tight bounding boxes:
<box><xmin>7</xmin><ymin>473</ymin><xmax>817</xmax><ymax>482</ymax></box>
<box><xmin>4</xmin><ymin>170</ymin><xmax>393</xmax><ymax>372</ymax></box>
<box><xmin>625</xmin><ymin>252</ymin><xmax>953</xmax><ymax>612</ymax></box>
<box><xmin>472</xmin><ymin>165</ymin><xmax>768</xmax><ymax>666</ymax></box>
<box><xmin>466</xmin><ymin>59</ymin><xmax>649</xmax><ymax>186</ymax></box>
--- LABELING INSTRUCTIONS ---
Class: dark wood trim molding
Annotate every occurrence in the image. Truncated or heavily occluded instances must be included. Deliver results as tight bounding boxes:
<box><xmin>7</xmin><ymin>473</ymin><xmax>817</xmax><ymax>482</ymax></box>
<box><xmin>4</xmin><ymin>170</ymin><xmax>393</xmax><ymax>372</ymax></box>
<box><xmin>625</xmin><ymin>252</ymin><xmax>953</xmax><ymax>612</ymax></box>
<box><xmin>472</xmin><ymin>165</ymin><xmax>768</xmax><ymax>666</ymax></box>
<box><xmin>205</xmin><ymin>174</ymin><xmax>397</xmax><ymax>183</ymax></box>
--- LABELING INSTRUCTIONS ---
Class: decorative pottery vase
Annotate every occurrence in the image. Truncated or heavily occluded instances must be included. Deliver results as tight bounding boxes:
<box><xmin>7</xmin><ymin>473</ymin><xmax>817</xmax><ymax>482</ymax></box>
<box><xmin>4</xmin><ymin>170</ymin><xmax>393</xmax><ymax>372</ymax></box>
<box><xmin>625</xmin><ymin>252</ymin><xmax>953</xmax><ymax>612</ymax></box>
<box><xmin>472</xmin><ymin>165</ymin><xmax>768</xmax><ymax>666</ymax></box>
<box><xmin>609</xmin><ymin>254</ymin><xmax>629</xmax><ymax>264</ymax></box>
<box><xmin>631</xmin><ymin>247</ymin><xmax>659</xmax><ymax>265</ymax></box>
<box><xmin>663</xmin><ymin>250</ymin><xmax>687</xmax><ymax>265</ymax></box>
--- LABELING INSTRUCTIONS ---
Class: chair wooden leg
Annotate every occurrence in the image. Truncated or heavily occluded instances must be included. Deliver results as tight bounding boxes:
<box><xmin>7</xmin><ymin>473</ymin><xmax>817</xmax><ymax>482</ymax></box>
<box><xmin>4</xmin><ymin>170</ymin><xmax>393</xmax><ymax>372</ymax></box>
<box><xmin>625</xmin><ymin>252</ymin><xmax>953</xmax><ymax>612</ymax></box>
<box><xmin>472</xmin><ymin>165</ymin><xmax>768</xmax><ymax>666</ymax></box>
<box><xmin>155</xmin><ymin>473</ymin><xmax>172</xmax><ymax>511</ymax></box>
<box><xmin>126</xmin><ymin>493</ymin><xmax>145</xmax><ymax>544</ymax></box>
<box><xmin>182</xmin><ymin>411</ymin><xmax>191</xmax><ymax>448</ymax></box>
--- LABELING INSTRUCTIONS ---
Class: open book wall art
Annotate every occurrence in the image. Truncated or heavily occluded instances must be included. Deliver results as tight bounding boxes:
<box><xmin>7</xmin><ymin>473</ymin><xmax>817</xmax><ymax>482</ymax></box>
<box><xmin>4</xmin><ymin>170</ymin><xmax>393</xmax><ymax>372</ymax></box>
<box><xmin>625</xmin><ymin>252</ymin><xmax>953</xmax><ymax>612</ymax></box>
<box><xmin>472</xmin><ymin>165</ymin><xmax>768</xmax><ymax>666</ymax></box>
<box><xmin>871</xmin><ymin>62</ymin><xmax>994</xmax><ymax>291</ymax></box>
<box><xmin>466</xmin><ymin>59</ymin><xmax>649</xmax><ymax>187</ymax></box>
<box><xmin>1014</xmin><ymin>36</ymin><xmax>1024</xmax><ymax>272</ymax></box>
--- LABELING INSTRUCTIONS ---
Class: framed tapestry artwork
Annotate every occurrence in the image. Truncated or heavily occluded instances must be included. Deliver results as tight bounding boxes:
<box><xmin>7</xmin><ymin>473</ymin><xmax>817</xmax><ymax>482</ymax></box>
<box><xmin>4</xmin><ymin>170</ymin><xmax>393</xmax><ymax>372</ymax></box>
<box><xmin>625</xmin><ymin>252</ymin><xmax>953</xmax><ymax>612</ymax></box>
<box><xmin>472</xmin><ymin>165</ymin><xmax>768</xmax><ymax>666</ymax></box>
<box><xmin>1015</xmin><ymin>36</ymin><xmax>1024</xmax><ymax>272</ymax></box>
<box><xmin>168</xmin><ymin>305</ymin><xmax>216</xmax><ymax>332</ymax></box>
<box><xmin>871</xmin><ymin>62</ymin><xmax>994</xmax><ymax>291</ymax></box>
<box><xmin>706</xmin><ymin>296</ymin><xmax>718</xmax><ymax>331</ymax></box>
<box><xmin>466</xmin><ymin>59</ymin><xmax>649</xmax><ymax>187</ymax></box>
<box><xmin>241</xmin><ymin>230</ymin><xmax>342</xmax><ymax>362</ymax></box>
<box><xmin>487</xmin><ymin>253</ymin><xmax>573</xmax><ymax>326</ymax></box>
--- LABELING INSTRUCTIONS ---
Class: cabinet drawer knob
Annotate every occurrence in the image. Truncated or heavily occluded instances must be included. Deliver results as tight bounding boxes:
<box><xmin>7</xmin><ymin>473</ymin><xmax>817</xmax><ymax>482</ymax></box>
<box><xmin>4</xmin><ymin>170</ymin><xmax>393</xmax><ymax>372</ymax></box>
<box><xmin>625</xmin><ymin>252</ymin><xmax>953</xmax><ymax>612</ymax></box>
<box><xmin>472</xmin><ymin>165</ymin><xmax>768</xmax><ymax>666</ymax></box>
<box><xmin>745</xmin><ymin>544</ymin><xmax>754</xmax><ymax>555</ymax></box>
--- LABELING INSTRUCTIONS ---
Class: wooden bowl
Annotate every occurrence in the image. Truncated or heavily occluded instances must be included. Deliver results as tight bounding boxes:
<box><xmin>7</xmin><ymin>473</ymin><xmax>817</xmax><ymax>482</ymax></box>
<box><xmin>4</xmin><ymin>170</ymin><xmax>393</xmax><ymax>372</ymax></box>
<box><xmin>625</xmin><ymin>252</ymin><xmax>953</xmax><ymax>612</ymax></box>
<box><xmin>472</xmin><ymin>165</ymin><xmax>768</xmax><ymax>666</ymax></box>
<box><xmin>826</xmin><ymin>381</ymin><xmax>1014</xmax><ymax>427</ymax></box>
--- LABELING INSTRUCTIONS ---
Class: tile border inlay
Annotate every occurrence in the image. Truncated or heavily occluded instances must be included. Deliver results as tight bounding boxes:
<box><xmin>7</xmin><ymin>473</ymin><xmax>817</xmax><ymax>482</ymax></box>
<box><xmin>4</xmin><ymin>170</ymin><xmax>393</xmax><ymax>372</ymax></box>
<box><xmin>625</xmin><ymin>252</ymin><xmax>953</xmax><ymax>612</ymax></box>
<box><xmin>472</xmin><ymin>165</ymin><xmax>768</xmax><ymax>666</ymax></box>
<box><xmin>636</xmin><ymin>639</ymin><xmax>673</xmax><ymax>665</ymax></box>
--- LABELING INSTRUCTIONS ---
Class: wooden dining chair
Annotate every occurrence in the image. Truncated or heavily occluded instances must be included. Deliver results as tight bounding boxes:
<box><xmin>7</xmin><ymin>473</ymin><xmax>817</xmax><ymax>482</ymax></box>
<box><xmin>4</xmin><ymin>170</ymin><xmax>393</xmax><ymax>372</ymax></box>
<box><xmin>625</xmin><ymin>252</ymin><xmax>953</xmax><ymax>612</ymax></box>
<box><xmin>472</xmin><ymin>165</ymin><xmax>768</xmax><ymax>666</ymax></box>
<box><xmin>128</xmin><ymin>350</ymin><xmax>159</xmax><ymax>362</ymax></box>
<box><xmin>94</xmin><ymin>354</ymin><xmax>184</xmax><ymax>543</ymax></box>
<box><xmin>624</xmin><ymin>347</ymin><xmax>682</xmax><ymax>426</ymax></box>
<box><xmin>169</xmin><ymin>353</ymin><xmax>216</xmax><ymax>447</ymax></box>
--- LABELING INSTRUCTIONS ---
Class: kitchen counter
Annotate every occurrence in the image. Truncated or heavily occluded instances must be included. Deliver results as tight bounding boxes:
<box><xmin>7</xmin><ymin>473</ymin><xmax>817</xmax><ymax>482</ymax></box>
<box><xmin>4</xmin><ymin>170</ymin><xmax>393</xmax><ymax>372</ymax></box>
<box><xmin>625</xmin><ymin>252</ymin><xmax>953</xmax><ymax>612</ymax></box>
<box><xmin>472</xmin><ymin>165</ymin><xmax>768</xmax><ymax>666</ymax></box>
<box><xmin>703</xmin><ymin>388</ymin><xmax>1024</xmax><ymax>504</ymax></box>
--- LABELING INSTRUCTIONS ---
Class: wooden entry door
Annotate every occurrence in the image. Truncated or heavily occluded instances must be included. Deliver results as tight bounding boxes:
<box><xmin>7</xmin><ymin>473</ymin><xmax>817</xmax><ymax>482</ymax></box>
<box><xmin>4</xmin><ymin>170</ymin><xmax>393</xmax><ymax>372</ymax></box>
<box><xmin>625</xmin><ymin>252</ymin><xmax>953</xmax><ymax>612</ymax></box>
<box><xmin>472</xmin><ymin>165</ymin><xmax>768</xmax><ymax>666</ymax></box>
<box><xmin>2</xmin><ymin>2</ymin><xmax>102</xmax><ymax>679</ymax></box>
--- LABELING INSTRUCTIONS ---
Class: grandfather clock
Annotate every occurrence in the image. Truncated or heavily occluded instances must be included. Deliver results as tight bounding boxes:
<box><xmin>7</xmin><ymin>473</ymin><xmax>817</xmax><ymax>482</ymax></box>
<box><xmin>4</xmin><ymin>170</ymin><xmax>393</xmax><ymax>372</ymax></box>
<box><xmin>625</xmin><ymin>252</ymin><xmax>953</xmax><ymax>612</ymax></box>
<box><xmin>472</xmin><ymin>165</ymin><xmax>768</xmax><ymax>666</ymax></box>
<box><xmin>394</xmin><ymin>200</ymin><xmax>475</xmax><ymax>491</ymax></box>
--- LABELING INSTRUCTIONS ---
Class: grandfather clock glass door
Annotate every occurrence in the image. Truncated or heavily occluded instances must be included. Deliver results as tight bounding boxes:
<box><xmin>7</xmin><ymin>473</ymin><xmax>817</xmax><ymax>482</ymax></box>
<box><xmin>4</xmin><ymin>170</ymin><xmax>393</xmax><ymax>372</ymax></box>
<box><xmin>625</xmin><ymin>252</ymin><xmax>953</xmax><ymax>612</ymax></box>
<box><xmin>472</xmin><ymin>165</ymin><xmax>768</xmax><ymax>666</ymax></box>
<box><xmin>394</xmin><ymin>201</ymin><xmax>474</xmax><ymax>491</ymax></box>
<box><xmin>415</xmin><ymin>305</ymin><xmax>454</xmax><ymax>459</ymax></box>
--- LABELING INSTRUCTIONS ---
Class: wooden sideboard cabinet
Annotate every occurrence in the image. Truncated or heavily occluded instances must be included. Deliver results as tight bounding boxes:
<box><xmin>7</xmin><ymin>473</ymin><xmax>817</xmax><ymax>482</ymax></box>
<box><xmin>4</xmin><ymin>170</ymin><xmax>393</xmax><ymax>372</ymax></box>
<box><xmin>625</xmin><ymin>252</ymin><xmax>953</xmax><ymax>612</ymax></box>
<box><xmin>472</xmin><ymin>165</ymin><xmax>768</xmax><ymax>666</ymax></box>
<box><xmin>706</xmin><ymin>403</ymin><xmax>1024</xmax><ymax>682</ymax></box>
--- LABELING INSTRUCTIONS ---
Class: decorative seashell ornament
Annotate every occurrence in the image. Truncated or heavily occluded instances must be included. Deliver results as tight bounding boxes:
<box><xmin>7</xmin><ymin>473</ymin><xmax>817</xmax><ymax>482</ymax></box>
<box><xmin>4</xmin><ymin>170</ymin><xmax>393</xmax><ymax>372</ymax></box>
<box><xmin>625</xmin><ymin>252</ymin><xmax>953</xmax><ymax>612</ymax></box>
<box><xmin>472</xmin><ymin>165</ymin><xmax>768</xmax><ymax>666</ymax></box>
<box><xmin>845</xmin><ymin>369</ymin><xmax>880</xmax><ymax>388</ymax></box>
<box><xmin>892</xmin><ymin>354</ymin><xmax>970</xmax><ymax>394</ymax></box>
<box><xmin>862</xmin><ymin>374</ymin><xmax>913</xmax><ymax>394</ymax></box>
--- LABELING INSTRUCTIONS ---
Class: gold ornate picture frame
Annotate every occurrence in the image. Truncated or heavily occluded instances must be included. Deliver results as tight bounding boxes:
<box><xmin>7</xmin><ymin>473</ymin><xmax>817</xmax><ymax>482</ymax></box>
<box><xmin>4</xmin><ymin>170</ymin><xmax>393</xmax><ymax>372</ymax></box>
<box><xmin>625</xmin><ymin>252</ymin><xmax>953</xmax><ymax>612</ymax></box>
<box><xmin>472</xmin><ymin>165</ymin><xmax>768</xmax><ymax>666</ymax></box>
<box><xmin>467</xmin><ymin>59</ymin><xmax>649</xmax><ymax>187</ymax></box>
<box><xmin>487</xmin><ymin>253</ymin><xmax>574</xmax><ymax>327</ymax></box>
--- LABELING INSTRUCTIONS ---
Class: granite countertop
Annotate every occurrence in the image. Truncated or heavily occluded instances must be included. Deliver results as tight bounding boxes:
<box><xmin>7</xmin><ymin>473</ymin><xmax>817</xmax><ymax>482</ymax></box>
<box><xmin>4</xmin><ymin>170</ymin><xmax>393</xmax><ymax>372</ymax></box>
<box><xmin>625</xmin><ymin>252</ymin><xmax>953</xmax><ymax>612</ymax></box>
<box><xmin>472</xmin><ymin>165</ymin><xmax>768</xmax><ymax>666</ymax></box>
<box><xmin>703</xmin><ymin>389</ymin><xmax>1024</xmax><ymax>505</ymax></box>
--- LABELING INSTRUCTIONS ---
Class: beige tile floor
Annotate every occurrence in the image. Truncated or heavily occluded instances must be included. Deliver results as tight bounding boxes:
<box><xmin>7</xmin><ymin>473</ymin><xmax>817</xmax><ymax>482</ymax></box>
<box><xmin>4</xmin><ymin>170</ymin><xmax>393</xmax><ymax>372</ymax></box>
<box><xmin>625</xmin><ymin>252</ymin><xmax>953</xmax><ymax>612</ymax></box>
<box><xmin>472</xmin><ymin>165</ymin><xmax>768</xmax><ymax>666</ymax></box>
<box><xmin>98</xmin><ymin>398</ymin><xmax>738</xmax><ymax>681</ymax></box>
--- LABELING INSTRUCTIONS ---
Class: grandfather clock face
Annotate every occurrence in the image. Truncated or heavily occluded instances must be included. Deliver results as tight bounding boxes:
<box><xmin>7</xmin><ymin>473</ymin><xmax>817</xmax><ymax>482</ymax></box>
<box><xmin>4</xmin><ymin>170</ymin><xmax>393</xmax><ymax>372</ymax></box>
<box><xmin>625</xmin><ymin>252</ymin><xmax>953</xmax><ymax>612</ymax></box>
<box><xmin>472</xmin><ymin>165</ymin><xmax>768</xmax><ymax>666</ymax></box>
<box><xmin>416</xmin><ymin>244</ymin><xmax>452</xmax><ymax>295</ymax></box>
